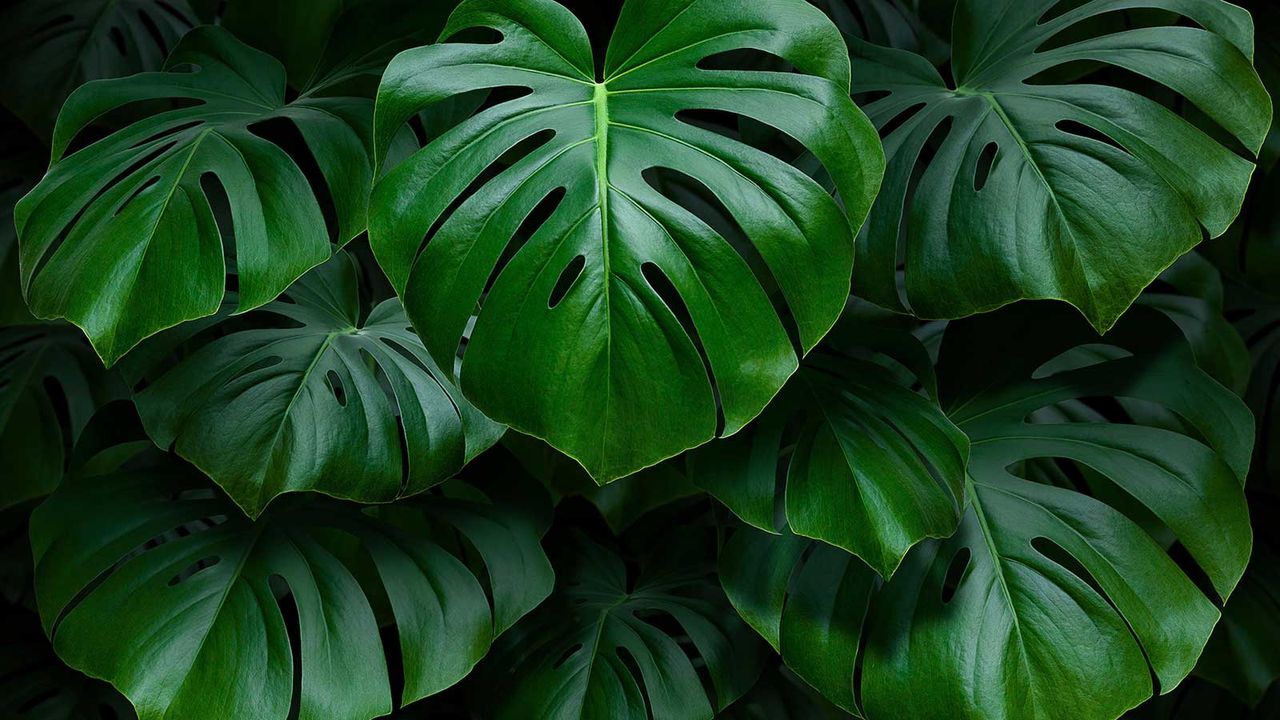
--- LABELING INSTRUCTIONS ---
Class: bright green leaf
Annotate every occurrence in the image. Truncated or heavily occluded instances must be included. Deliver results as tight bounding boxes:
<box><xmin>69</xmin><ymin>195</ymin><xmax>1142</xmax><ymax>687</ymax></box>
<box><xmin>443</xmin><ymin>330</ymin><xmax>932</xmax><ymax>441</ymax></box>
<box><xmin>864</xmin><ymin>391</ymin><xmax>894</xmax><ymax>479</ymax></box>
<box><xmin>369</xmin><ymin>0</ymin><xmax>884</xmax><ymax>481</ymax></box>
<box><xmin>16</xmin><ymin>26</ymin><xmax>377</xmax><ymax>364</ymax></box>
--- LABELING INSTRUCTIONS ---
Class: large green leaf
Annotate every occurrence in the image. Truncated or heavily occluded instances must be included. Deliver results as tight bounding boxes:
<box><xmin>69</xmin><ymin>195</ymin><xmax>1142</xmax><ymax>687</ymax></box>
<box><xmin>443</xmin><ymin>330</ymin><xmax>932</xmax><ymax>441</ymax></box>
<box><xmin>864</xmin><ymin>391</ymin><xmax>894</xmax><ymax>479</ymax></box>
<box><xmin>861</xmin><ymin>304</ymin><xmax>1254</xmax><ymax>720</ymax></box>
<box><xmin>480</xmin><ymin>533</ymin><xmax>764</xmax><ymax>720</ymax></box>
<box><xmin>16</xmin><ymin>26</ymin><xmax>377</xmax><ymax>364</ymax></box>
<box><xmin>134</xmin><ymin>251</ymin><xmax>503</xmax><ymax>518</ymax></box>
<box><xmin>0</xmin><ymin>0</ymin><xmax>196</xmax><ymax>138</ymax></box>
<box><xmin>0</xmin><ymin>324</ymin><xmax>124</xmax><ymax>510</ymax></box>
<box><xmin>31</xmin><ymin>459</ymin><xmax>553</xmax><ymax>720</ymax></box>
<box><xmin>370</xmin><ymin>0</ymin><xmax>884</xmax><ymax>481</ymax></box>
<box><xmin>851</xmin><ymin>0</ymin><xmax>1270</xmax><ymax>331</ymax></box>
<box><xmin>720</xmin><ymin>525</ymin><xmax>875</xmax><ymax>715</ymax></box>
<box><xmin>690</xmin><ymin>306</ymin><xmax>967</xmax><ymax>577</ymax></box>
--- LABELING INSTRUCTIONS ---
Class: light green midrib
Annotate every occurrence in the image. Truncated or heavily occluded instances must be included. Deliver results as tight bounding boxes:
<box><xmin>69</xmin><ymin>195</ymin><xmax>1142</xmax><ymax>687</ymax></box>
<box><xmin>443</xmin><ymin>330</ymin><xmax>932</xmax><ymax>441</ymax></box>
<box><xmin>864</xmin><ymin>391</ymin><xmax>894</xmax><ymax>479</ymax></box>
<box><xmin>592</xmin><ymin>82</ymin><xmax>613</xmax><ymax>469</ymax></box>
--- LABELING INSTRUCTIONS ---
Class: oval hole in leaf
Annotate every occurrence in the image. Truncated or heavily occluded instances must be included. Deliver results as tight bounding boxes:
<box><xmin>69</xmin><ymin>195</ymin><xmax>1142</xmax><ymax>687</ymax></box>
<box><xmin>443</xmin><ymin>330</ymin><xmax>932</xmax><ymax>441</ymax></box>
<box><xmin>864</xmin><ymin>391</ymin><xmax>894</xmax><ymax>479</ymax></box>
<box><xmin>548</xmin><ymin>255</ymin><xmax>586</xmax><ymax>309</ymax></box>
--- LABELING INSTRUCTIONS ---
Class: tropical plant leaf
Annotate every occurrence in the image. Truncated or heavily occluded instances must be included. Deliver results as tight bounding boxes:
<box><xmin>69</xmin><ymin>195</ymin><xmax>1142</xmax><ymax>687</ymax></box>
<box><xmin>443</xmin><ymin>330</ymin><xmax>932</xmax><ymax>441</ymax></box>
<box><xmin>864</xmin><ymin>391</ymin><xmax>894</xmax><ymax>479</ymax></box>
<box><xmin>16</xmin><ymin>26</ymin><xmax>377</xmax><ymax>364</ymax></box>
<box><xmin>134</xmin><ymin>251</ymin><xmax>503</xmax><ymax>518</ymax></box>
<box><xmin>690</xmin><ymin>305</ymin><xmax>967</xmax><ymax>577</ymax></box>
<box><xmin>503</xmin><ymin>431</ymin><xmax>701</xmax><ymax>533</ymax></box>
<box><xmin>720</xmin><ymin>525</ymin><xmax>875</xmax><ymax>715</ymax></box>
<box><xmin>860</xmin><ymin>303</ymin><xmax>1254</xmax><ymax>720</ymax></box>
<box><xmin>0</xmin><ymin>0</ymin><xmax>196</xmax><ymax>138</ymax></box>
<box><xmin>369</xmin><ymin>0</ymin><xmax>884</xmax><ymax>481</ymax></box>
<box><xmin>31</xmin><ymin>457</ymin><xmax>554</xmax><ymax>720</ymax></box>
<box><xmin>0</xmin><ymin>605</ymin><xmax>137</xmax><ymax>720</ymax></box>
<box><xmin>851</xmin><ymin>0</ymin><xmax>1271</xmax><ymax>331</ymax></box>
<box><xmin>479</xmin><ymin>533</ymin><xmax>764</xmax><ymax>720</ymax></box>
<box><xmin>0</xmin><ymin>324</ymin><xmax>125</xmax><ymax>510</ymax></box>
<box><xmin>1139</xmin><ymin>253</ymin><xmax>1250</xmax><ymax>395</ymax></box>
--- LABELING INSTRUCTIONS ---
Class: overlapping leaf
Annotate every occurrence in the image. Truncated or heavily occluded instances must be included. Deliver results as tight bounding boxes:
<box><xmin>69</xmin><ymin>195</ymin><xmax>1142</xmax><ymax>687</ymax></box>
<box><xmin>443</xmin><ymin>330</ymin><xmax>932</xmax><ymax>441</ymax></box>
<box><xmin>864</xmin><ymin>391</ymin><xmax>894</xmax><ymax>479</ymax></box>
<box><xmin>480</xmin><ymin>534</ymin><xmax>763</xmax><ymax>720</ymax></box>
<box><xmin>31</xmin><ymin>458</ymin><xmax>553</xmax><ymax>720</ymax></box>
<box><xmin>690</xmin><ymin>306</ymin><xmax>967</xmax><ymax>577</ymax></box>
<box><xmin>0</xmin><ymin>0</ymin><xmax>196</xmax><ymax>138</ymax></box>
<box><xmin>861</xmin><ymin>304</ymin><xmax>1254</xmax><ymax>720</ymax></box>
<box><xmin>851</xmin><ymin>0</ymin><xmax>1271</xmax><ymax>331</ymax></box>
<box><xmin>134</xmin><ymin>252</ymin><xmax>503</xmax><ymax>517</ymax></box>
<box><xmin>370</xmin><ymin>0</ymin><xmax>884</xmax><ymax>481</ymax></box>
<box><xmin>0</xmin><ymin>324</ymin><xmax>124</xmax><ymax>510</ymax></box>
<box><xmin>16</xmin><ymin>26</ymin><xmax>377</xmax><ymax>364</ymax></box>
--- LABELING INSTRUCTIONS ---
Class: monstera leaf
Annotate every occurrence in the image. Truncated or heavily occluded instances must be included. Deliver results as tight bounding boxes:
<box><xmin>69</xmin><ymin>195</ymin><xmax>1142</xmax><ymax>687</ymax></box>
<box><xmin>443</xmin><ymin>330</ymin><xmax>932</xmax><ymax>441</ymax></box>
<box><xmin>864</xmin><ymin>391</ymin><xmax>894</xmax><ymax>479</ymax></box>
<box><xmin>0</xmin><ymin>0</ymin><xmax>196</xmax><ymax>138</ymax></box>
<box><xmin>31</xmin><ymin>459</ymin><xmax>553</xmax><ymax>720</ymax></box>
<box><xmin>16</xmin><ymin>26</ymin><xmax>377</xmax><ymax>364</ymax></box>
<box><xmin>689</xmin><ymin>306</ymin><xmax>967</xmax><ymax>577</ymax></box>
<box><xmin>370</xmin><ymin>0</ymin><xmax>884</xmax><ymax>481</ymax></box>
<box><xmin>720</xmin><ymin>525</ymin><xmax>875</xmax><ymax>715</ymax></box>
<box><xmin>860</xmin><ymin>304</ymin><xmax>1254</xmax><ymax>720</ymax></box>
<box><xmin>480</xmin><ymin>533</ymin><xmax>764</xmax><ymax>720</ymax></box>
<box><xmin>851</xmin><ymin>0</ymin><xmax>1271</xmax><ymax>331</ymax></box>
<box><xmin>1139</xmin><ymin>253</ymin><xmax>1250</xmax><ymax>395</ymax></box>
<box><xmin>134</xmin><ymin>252</ymin><xmax>503</xmax><ymax>517</ymax></box>
<box><xmin>0</xmin><ymin>324</ymin><xmax>125</xmax><ymax>510</ymax></box>
<box><xmin>720</xmin><ymin>304</ymin><xmax>1255</xmax><ymax>718</ymax></box>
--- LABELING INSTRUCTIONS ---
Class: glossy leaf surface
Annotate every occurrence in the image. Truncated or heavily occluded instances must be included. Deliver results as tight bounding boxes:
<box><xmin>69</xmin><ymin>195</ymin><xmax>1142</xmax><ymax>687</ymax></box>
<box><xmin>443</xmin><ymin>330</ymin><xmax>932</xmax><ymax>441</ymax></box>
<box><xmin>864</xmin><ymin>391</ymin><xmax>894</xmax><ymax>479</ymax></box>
<box><xmin>31</xmin><ymin>463</ymin><xmax>553</xmax><ymax>720</ymax></box>
<box><xmin>135</xmin><ymin>252</ymin><xmax>503</xmax><ymax>517</ymax></box>
<box><xmin>852</xmin><ymin>0</ymin><xmax>1271</xmax><ymax>331</ymax></box>
<box><xmin>370</xmin><ymin>0</ymin><xmax>884</xmax><ymax>481</ymax></box>
<box><xmin>16</xmin><ymin>26</ymin><xmax>376</xmax><ymax>364</ymax></box>
<box><xmin>690</xmin><ymin>307</ymin><xmax>967</xmax><ymax>577</ymax></box>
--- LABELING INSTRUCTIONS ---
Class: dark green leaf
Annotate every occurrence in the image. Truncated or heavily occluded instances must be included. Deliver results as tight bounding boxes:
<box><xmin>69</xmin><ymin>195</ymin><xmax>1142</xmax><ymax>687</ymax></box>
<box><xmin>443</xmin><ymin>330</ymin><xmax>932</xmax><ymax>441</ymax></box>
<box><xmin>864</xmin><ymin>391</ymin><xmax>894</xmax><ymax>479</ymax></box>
<box><xmin>691</xmin><ymin>306</ymin><xmax>967</xmax><ymax>577</ymax></box>
<box><xmin>862</xmin><ymin>304</ymin><xmax>1254</xmax><ymax>720</ymax></box>
<box><xmin>0</xmin><ymin>324</ymin><xmax>125</xmax><ymax>510</ymax></box>
<box><xmin>0</xmin><ymin>0</ymin><xmax>196</xmax><ymax>138</ymax></box>
<box><xmin>369</xmin><ymin>0</ymin><xmax>884</xmax><ymax>481</ymax></box>
<box><xmin>720</xmin><ymin>525</ymin><xmax>875</xmax><ymax>715</ymax></box>
<box><xmin>134</xmin><ymin>252</ymin><xmax>503</xmax><ymax>517</ymax></box>
<box><xmin>852</xmin><ymin>0</ymin><xmax>1270</xmax><ymax>331</ymax></box>
<box><xmin>0</xmin><ymin>606</ymin><xmax>136</xmax><ymax>720</ymax></box>
<box><xmin>16</xmin><ymin>26</ymin><xmax>377</xmax><ymax>364</ymax></box>
<box><xmin>31</xmin><ymin>461</ymin><xmax>553</xmax><ymax>720</ymax></box>
<box><xmin>480</xmin><ymin>533</ymin><xmax>764</xmax><ymax>720</ymax></box>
